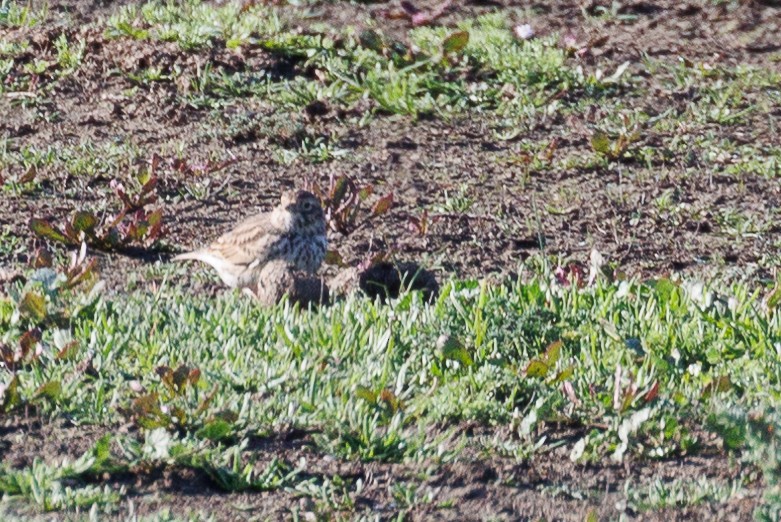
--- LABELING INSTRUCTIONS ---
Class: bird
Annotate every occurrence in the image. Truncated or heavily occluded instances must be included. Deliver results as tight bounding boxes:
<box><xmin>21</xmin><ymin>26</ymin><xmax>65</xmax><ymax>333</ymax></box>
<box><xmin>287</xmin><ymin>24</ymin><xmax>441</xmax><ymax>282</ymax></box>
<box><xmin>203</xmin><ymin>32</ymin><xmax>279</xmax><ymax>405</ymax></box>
<box><xmin>248</xmin><ymin>259</ymin><xmax>330</xmax><ymax>308</ymax></box>
<box><xmin>173</xmin><ymin>190</ymin><xmax>327</xmax><ymax>289</ymax></box>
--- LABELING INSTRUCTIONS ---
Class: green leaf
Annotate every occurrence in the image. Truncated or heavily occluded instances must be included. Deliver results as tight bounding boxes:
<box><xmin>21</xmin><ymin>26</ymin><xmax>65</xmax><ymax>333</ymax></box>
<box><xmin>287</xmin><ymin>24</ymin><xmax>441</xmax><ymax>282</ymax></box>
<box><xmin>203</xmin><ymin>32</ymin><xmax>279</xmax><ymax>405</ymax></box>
<box><xmin>650</xmin><ymin>278</ymin><xmax>677</xmax><ymax>304</ymax></box>
<box><xmin>355</xmin><ymin>385</ymin><xmax>377</xmax><ymax>403</ymax></box>
<box><xmin>91</xmin><ymin>435</ymin><xmax>112</xmax><ymax>467</ymax></box>
<box><xmin>324</xmin><ymin>249</ymin><xmax>345</xmax><ymax>266</ymax></box>
<box><xmin>544</xmin><ymin>340</ymin><xmax>563</xmax><ymax>366</ymax></box>
<box><xmin>590</xmin><ymin>131</ymin><xmax>611</xmax><ymax>155</ymax></box>
<box><xmin>0</xmin><ymin>375</ymin><xmax>21</xmax><ymax>411</ymax></box>
<box><xmin>525</xmin><ymin>359</ymin><xmax>549</xmax><ymax>378</ymax></box>
<box><xmin>358</xmin><ymin>186</ymin><xmax>373</xmax><ymax>201</ymax></box>
<box><xmin>331</xmin><ymin>176</ymin><xmax>351</xmax><ymax>207</ymax></box>
<box><xmin>767</xmin><ymin>285</ymin><xmax>781</xmax><ymax>310</ymax></box>
<box><xmin>29</xmin><ymin>218</ymin><xmax>72</xmax><ymax>244</ymax></box>
<box><xmin>72</xmin><ymin>211</ymin><xmax>98</xmax><ymax>233</ymax></box>
<box><xmin>33</xmin><ymin>380</ymin><xmax>61</xmax><ymax>401</ymax></box>
<box><xmin>442</xmin><ymin>342</ymin><xmax>473</xmax><ymax>367</ymax></box>
<box><xmin>19</xmin><ymin>291</ymin><xmax>46</xmax><ymax>322</ymax></box>
<box><xmin>707</xmin><ymin>412</ymin><xmax>746</xmax><ymax>450</ymax></box>
<box><xmin>147</xmin><ymin>208</ymin><xmax>163</xmax><ymax>227</ymax></box>
<box><xmin>139</xmin><ymin>174</ymin><xmax>158</xmax><ymax>195</ymax></box>
<box><xmin>198</xmin><ymin>419</ymin><xmax>233</xmax><ymax>441</ymax></box>
<box><xmin>442</xmin><ymin>31</ymin><xmax>469</xmax><ymax>54</ymax></box>
<box><xmin>551</xmin><ymin>365</ymin><xmax>574</xmax><ymax>384</ymax></box>
<box><xmin>358</xmin><ymin>29</ymin><xmax>384</xmax><ymax>53</ymax></box>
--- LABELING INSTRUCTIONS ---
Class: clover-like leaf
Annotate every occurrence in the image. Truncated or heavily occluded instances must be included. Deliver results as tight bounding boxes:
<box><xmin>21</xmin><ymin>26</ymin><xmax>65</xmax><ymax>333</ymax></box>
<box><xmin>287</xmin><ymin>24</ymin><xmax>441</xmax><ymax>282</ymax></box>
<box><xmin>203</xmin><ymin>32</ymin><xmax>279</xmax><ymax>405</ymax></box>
<box><xmin>544</xmin><ymin>340</ymin><xmax>563</xmax><ymax>366</ymax></box>
<box><xmin>442</xmin><ymin>341</ymin><xmax>473</xmax><ymax>367</ymax></box>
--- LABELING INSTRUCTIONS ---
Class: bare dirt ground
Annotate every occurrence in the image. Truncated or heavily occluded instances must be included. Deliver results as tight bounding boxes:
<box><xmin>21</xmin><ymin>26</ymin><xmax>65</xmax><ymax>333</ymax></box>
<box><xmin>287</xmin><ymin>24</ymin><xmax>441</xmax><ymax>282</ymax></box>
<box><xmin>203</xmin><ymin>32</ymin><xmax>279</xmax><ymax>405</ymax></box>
<box><xmin>1</xmin><ymin>0</ymin><xmax>779</xmax><ymax>519</ymax></box>
<box><xmin>1</xmin><ymin>0</ymin><xmax>779</xmax><ymax>291</ymax></box>
<box><xmin>0</xmin><ymin>416</ymin><xmax>761</xmax><ymax>520</ymax></box>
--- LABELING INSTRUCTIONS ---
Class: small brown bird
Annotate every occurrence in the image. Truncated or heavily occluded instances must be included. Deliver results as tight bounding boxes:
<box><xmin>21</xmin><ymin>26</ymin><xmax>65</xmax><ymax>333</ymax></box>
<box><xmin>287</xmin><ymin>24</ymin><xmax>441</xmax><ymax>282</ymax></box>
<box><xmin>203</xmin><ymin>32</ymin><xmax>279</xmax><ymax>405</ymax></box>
<box><xmin>173</xmin><ymin>190</ymin><xmax>327</xmax><ymax>288</ymax></box>
<box><xmin>249</xmin><ymin>260</ymin><xmax>330</xmax><ymax>307</ymax></box>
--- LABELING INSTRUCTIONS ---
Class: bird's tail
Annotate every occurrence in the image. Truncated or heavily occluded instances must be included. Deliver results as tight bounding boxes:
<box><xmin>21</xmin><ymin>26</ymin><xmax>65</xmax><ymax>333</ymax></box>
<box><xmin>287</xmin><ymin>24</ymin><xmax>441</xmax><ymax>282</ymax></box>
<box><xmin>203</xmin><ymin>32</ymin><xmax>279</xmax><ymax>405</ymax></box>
<box><xmin>172</xmin><ymin>251</ymin><xmax>199</xmax><ymax>262</ymax></box>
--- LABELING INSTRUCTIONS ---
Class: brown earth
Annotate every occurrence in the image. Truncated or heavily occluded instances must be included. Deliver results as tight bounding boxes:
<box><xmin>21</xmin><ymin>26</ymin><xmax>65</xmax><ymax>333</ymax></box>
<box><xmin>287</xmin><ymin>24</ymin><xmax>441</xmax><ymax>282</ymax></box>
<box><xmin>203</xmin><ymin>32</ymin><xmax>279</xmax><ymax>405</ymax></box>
<box><xmin>0</xmin><ymin>416</ymin><xmax>763</xmax><ymax>520</ymax></box>
<box><xmin>0</xmin><ymin>0</ymin><xmax>779</xmax><ymax>292</ymax></box>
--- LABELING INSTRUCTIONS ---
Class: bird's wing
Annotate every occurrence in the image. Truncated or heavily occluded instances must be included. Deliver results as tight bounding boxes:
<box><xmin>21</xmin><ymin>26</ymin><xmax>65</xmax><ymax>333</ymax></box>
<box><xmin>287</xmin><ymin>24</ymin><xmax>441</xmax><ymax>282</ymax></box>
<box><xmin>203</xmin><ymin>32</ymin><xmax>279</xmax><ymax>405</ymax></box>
<box><xmin>208</xmin><ymin>213</ymin><xmax>284</xmax><ymax>266</ymax></box>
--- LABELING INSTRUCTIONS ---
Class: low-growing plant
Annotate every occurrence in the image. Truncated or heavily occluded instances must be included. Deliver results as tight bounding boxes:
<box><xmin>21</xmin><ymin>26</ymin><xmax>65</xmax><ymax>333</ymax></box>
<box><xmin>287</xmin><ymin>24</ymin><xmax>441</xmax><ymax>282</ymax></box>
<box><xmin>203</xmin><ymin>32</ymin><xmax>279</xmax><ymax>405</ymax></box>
<box><xmin>0</xmin><ymin>164</ymin><xmax>38</xmax><ymax>194</ymax></box>
<box><xmin>121</xmin><ymin>363</ymin><xmax>239</xmax><ymax>442</ymax></box>
<box><xmin>30</xmin><ymin>156</ymin><xmax>165</xmax><ymax>251</ymax></box>
<box><xmin>309</xmin><ymin>174</ymin><xmax>393</xmax><ymax>236</ymax></box>
<box><xmin>590</xmin><ymin>114</ymin><xmax>642</xmax><ymax>162</ymax></box>
<box><xmin>0</xmin><ymin>436</ymin><xmax>124</xmax><ymax>512</ymax></box>
<box><xmin>1</xmin><ymin>244</ymin><xmax>99</xmax><ymax>412</ymax></box>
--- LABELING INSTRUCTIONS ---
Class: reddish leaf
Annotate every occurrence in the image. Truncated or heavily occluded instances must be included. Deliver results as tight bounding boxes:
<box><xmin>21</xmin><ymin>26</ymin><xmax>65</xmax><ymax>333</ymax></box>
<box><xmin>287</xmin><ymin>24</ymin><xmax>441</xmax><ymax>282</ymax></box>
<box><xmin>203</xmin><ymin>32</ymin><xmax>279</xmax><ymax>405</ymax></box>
<box><xmin>0</xmin><ymin>344</ymin><xmax>15</xmax><ymax>367</ymax></box>
<box><xmin>56</xmin><ymin>340</ymin><xmax>79</xmax><ymax>360</ymax></box>
<box><xmin>644</xmin><ymin>380</ymin><xmax>659</xmax><ymax>403</ymax></box>
<box><xmin>188</xmin><ymin>368</ymin><xmax>201</xmax><ymax>386</ymax></box>
<box><xmin>19</xmin><ymin>328</ymin><xmax>41</xmax><ymax>359</ymax></box>
<box><xmin>358</xmin><ymin>186</ymin><xmax>373</xmax><ymax>201</ymax></box>
<box><xmin>65</xmin><ymin>257</ymin><xmax>97</xmax><ymax>289</ymax></box>
<box><xmin>140</xmin><ymin>176</ymin><xmax>158</xmax><ymax>197</ymax></box>
<box><xmin>372</xmin><ymin>193</ymin><xmax>394</xmax><ymax>216</ymax></box>
<box><xmin>18</xmin><ymin>165</ymin><xmax>37</xmax><ymax>184</ymax></box>
<box><xmin>379</xmin><ymin>389</ymin><xmax>403</xmax><ymax>412</ymax></box>
<box><xmin>31</xmin><ymin>247</ymin><xmax>53</xmax><ymax>268</ymax></box>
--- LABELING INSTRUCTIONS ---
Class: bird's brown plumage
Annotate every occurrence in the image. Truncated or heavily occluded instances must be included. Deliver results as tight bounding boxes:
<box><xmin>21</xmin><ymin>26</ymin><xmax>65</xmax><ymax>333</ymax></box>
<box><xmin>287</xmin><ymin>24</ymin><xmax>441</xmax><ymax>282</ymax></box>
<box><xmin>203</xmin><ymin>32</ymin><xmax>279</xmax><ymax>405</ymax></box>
<box><xmin>173</xmin><ymin>190</ymin><xmax>327</xmax><ymax>288</ymax></box>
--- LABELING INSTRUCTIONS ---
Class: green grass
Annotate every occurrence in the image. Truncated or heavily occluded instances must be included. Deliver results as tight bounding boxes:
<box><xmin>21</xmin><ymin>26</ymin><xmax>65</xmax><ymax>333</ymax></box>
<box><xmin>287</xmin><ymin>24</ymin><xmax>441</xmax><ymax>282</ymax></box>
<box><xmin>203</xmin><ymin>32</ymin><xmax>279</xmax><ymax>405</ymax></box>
<box><xmin>2</xmin><ymin>260</ymin><xmax>780</xmax><ymax>515</ymax></box>
<box><xmin>3</xmin><ymin>0</ymin><xmax>781</xmax><ymax>517</ymax></box>
<box><xmin>0</xmin><ymin>0</ymin><xmax>48</xmax><ymax>28</ymax></box>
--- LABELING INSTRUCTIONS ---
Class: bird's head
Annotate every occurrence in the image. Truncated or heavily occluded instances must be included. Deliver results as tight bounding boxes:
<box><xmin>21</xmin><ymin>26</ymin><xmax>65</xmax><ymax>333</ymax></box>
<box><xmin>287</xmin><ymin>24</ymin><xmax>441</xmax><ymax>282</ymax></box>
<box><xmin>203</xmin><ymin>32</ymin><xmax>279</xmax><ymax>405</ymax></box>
<box><xmin>280</xmin><ymin>190</ymin><xmax>325</xmax><ymax>230</ymax></box>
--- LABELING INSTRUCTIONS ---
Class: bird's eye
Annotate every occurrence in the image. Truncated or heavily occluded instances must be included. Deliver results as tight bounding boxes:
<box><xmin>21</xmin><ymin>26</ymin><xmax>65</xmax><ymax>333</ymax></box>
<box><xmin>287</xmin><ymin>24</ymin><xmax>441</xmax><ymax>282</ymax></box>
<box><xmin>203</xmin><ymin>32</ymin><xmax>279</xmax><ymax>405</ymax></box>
<box><xmin>301</xmin><ymin>200</ymin><xmax>313</xmax><ymax>211</ymax></box>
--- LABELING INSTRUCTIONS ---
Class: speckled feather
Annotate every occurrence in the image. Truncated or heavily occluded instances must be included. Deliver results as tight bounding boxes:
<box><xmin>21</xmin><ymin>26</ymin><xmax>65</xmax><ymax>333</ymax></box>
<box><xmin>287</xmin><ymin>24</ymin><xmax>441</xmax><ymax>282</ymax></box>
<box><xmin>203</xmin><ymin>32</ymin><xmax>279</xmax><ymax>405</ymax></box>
<box><xmin>173</xmin><ymin>190</ymin><xmax>327</xmax><ymax>288</ymax></box>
